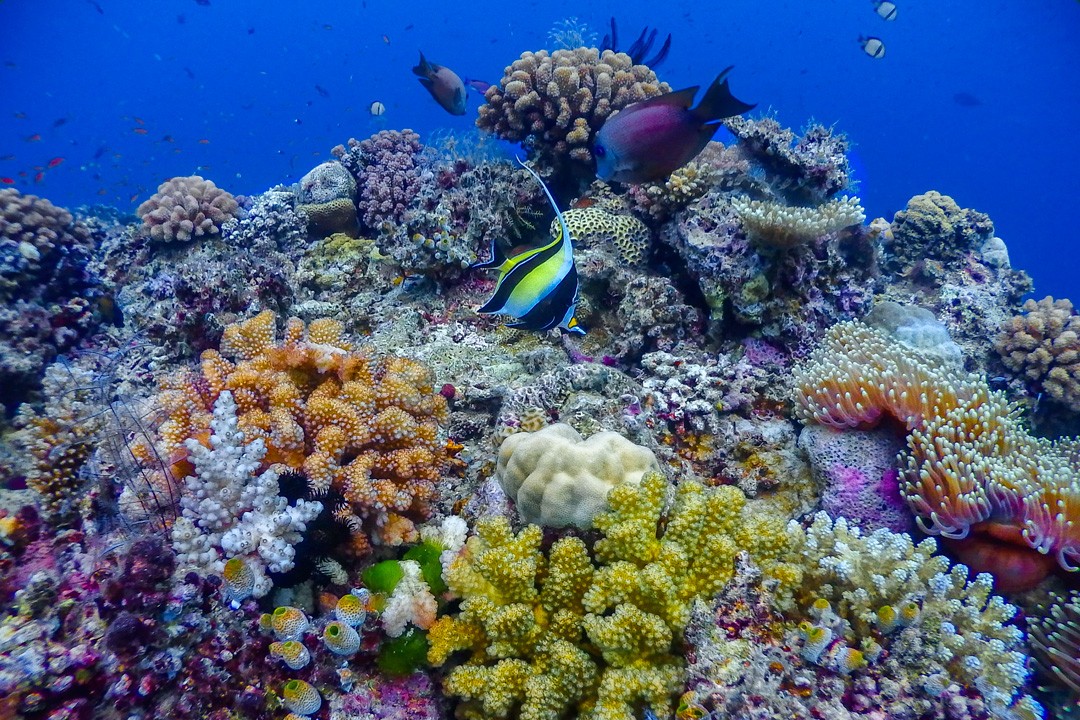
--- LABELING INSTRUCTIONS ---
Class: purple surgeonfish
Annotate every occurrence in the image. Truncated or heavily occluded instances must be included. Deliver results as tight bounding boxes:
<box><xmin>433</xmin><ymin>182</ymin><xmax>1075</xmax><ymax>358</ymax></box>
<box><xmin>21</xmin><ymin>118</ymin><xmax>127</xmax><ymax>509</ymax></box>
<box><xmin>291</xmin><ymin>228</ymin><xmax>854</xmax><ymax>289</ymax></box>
<box><xmin>593</xmin><ymin>67</ymin><xmax>755</xmax><ymax>184</ymax></box>
<box><xmin>412</xmin><ymin>51</ymin><xmax>467</xmax><ymax>115</ymax></box>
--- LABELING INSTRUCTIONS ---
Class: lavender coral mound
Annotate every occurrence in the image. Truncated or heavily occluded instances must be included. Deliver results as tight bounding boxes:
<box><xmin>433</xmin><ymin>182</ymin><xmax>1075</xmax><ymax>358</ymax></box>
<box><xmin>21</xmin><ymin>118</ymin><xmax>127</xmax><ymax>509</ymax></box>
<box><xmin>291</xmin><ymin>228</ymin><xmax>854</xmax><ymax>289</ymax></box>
<box><xmin>169</xmin><ymin>390</ymin><xmax>323</xmax><ymax>599</ymax></box>
<box><xmin>296</xmin><ymin>161</ymin><xmax>358</xmax><ymax>236</ymax></box>
<box><xmin>334</xmin><ymin>129</ymin><xmax>424</xmax><ymax>230</ymax></box>
<box><xmin>477</xmin><ymin>48</ymin><xmax>670</xmax><ymax>176</ymax></box>
<box><xmin>136</xmin><ymin>175</ymin><xmax>242</xmax><ymax>243</ymax></box>
<box><xmin>0</xmin><ymin>188</ymin><xmax>100</xmax><ymax>409</ymax></box>
<box><xmin>997</xmin><ymin>296</ymin><xmax>1080</xmax><ymax>412</ymax></box>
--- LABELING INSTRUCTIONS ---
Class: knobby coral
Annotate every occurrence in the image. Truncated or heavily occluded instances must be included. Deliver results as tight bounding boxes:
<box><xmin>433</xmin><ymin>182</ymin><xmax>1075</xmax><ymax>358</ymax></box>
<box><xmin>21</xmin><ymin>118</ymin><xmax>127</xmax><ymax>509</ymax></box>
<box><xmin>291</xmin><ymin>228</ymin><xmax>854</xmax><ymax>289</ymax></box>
<box><xmin>427</xmin><ymin>473</ymin><xmax>798</xmax><ymax>720</ymax></box>
<box><xmin>793</xmin><ymin>320</ymin><xmax>1080</xmax><ymax>590</ymax></box>
<box><xmin>477</xmin><ymin>48</ymin><xmax>670</xmax><ymax>176</ymax></box>
<box><xmin>136</xmin><ymin>175</ymin><xmax>242</xmax><ymax>244</ymax></box>
<box><xmin>731</xmin><ymin>195</ymin><xmax>865</xmax><ymax>250</ymax></box>
<box><xmin>150</xmin><ymin>310</ymin><xmax>453</xmax><ymax>556</ymax></box>
<box><xmin>997</xmin><ymin>296</ymin><xmax>1080</xmax><ymax>412</ymax></box>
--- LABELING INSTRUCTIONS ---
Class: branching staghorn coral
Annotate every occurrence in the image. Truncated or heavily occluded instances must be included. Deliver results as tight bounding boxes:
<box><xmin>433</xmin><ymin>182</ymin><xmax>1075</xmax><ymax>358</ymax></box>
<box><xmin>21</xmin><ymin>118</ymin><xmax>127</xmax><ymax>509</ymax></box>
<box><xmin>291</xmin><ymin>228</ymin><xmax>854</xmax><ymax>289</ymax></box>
<box><xmin>427</xmin><ymin>473</ymin><xmax>798</xmax><ymax>720</ymax></box>
<box><xmin>793</xmin><ymin>320</ymin><xmax>1080</xmax><ymax>590</ymax></box>
<box><xmin>136</xmin><ymin>175</ymin><xmax>241</xmax><ymax>244</ymax></box>
<box><xmin>781</xmin><ymin>513</ymin><xmax>1043</xmax><ymax>720</ymax></box>
<box><xmin>997</xmin><ymin>296</ymin><xmax>1080</xmax><ymax>412</ymax></box>
<box><xmin>732</xmin><ymin>195</ymin><xmax>865</xmax><ymax>250</ymax></box>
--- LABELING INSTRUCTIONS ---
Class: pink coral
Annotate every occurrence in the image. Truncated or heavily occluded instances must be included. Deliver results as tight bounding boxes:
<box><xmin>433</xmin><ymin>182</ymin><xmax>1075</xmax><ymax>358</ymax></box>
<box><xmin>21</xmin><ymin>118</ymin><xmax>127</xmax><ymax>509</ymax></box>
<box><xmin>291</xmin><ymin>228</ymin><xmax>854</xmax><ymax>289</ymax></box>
<box><xmin>334</xmin><ymin>129</ymin><xmax>423</xmax><ymax>230</ymax></box>
<box><xmin>136</xmin><ymin>175</ymin><xmax>242</xmax><ymax>244</ymax></box>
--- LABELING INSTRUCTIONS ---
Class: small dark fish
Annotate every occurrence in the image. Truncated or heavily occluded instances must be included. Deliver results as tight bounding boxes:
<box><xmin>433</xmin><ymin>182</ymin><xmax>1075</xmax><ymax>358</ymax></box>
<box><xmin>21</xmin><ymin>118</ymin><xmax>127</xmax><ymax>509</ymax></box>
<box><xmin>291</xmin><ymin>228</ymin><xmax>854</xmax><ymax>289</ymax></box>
<box><xmin>33</xmin><ymin>171</ymin><xmax>44</xmax><ymax>183</ymax></box>
<box><xmin>0</xmin><ymin>154</ymin><xmax>14</xmax><ymax>161</ymax></box>
<box><xmin>4</xmin><ymin>61</ymin><xmax>16</xmax><ymax>68</ymax></box>
<box><xmin>412</xmin><ymin>51</ymin><xmax>467</xmax><ymax>115</ymax></box>
<box><xmin>859</xmin><ymin>35</ymin><xmax>885</xmax><ymax>58</ymax></box>
<box><xmin>322</xmin><ymin>24</ymin><xmax>332</xmax><ymax>30</ymax></box>
<box><xmin>13</xmin><ymin>111</ymin><xmax>26</xmax><ymax>119</ymax></box>
<box><xmin>184</xmin><ymin>66</ymin><xmax>196</xmax><ymax>79</ymax></box>
<box><xmin>382</xmin><ymin>34</ymin><xmax>390</xmax><ymax>44</ymax></box>
<box><xmin>315</xmin><ymin>84</ymin><xmax>330</xmax><ymax>97</ymax></box>
<box><xmin>594</xmin><ymin>67</ymin><xmax>755</xmax><ymax>184</ymax></box>
<box><xmin>132</xmin><ymin>127</ymin><xmax>148</xmax><ymax>135</ymax></box>
<box><xmin>404</xmin><ymin>24</ymin><xmax>414</xmax><ymax>30</ymax></box>
<box><xmin>465</xmin><ymin>79</ymin><xmax>491</xmax><ymax>94</ymax></box>
<box><xmin>25</xmin><ymin>133</ymin><xmax>41</xmax><ymax>142</ymax></box>
<box><xmin>93</xmin><ymin>145</ymin><xmax>108</xmax><ymax>159</ymax></box>
<box><xmin>194</xmin><ymin>0</ymin><xmax>210</xmax><ymax>5</ymax></box>
<box><xmin>52</xmin><ymin>117</ymin><xmax>68</xmax><ymax>128</ymax></box>
<box><xmin>96</xmin><ymin>294</ymin><xmax>124</xmax><ymax>327</ymax></box>
<box><xmin>134</xmin><ymin>116</ymin><xmax>145</xmax><ymax>124</ymax></box>
<box><xmin>873</xmin><ymin>0</ymin><xmax>898</xmax><ymax>20</ymax></box>
<box><xmin>247</xmin><ymin>27</ymin><xmax>255</xmax><ymax>35</ymax></box>
<box><xmin>162</xmin><ymin>134</ymin><xmax>175</xmax><ymax>142</ymax></box>
<box><xmin>87</xmin><ymin>0</ymin><xmax>104</xmax><ymax>14</ymax></box>
<box><xmin>953</xmin><ymin>91</ymin><xmax>982</xmax><ymax>107</ymax></box>
<box><xmin>177</xmin><ymin>13</ymin><xmax>185</xmax><ymax>24</ymax></box>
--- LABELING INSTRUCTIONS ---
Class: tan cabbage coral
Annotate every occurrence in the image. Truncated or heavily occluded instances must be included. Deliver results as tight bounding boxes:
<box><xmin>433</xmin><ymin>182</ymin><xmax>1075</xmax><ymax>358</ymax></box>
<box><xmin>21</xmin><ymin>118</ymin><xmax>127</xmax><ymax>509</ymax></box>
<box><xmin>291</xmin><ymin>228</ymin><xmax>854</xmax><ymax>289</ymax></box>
<box><xmin>477</xmin><ymin>48</ymin><xmax>670</xmax><ymax>172</ymax></box>
<box><xmin>555</xmin><ymin>207</ymin><xmax>650</xmax><ymax>266</ymax></box>
<box><xmin>495</xmin><ymin>423</ymin><xmax>661</xmax><ymax>528</ymax></box>
<box><xmin>732</xmin><ymin>195</ymin><xmax>865</xmax><ymax>249</ymax></box>
<box><xmin>996</xmin><ymin>296</ymin><xmax>1080</xmax><ymax>412</ymax></box>
<box><xmin>137</xmin><ymin>175</ymin><xmax>241</xmax><ymax>244</ymax></box>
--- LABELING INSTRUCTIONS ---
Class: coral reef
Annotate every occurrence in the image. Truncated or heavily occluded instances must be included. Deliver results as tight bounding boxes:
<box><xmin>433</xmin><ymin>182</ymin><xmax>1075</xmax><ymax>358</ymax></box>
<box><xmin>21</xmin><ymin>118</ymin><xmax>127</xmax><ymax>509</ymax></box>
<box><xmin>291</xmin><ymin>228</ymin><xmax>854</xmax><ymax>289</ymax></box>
<box><xmin>427</xmin><ymin>473</ymin><xmax>797</xmax><ymax>720</ymax></box>
<box><xmin>152</xmin><ymin>310</ymin><xmax>454</xmax><ymax>555</ymax></box>
<box><xmin>557</xmin><ymin>207</ymin><xmax>650</xmax><ymax>266</ymax></box>
<box><xmin>731</xmin><ymin>194</ymin><xmax>866</xmax><ymax>250</ymax></box>
<box><xmin>335</xmin><ymin>129</ymin><xmax>424</xmax><ymax>231</ymax></box>
<box><xmin>794</xmin><ymin>319</ymin><xmax>1080</xmax><ymax>590</ymax></box>
<box><xmin>997</xmin><ymin>296</ymin><xmax>1080</xmax><ymax>412</ymax></box>
<box><xmin>0</xmin><ymin>189</ymin><xmax>101</xmax><ymax>410</ymax></box>
<box><xmin>494</xmin><ymin>423</ymin><xmax>661</xmax><ymax>529</ymax></box>
<box><xmin>476</xmin><ymin>48</ymin><xmax>670</xmax><ymax>178</ymax></box>
<box><xmin>136</xmin><ymin>175</ymin><xmax>242</xmax><ymax>244</ymax></box>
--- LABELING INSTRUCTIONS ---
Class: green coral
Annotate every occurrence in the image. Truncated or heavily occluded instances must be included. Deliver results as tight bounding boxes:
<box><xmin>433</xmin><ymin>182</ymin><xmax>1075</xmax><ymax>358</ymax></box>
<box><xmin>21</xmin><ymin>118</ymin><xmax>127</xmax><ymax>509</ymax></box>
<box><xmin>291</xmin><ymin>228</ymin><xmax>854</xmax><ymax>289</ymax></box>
<box><xmin>427</xmin><ymin>473</ymin><xmax>798</xmax><ymax>720</ymax></box>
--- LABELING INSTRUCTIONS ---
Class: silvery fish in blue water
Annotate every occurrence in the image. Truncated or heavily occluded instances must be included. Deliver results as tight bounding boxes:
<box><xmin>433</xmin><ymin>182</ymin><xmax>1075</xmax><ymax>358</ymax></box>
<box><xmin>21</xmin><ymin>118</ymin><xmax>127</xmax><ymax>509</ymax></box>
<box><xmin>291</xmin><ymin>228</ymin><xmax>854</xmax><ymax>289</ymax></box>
<box><xmin>593</xmin><ymin>67</ymin><xmax>755</xmax><ymax>184</ymax></box>
<box><xmin>412</xmin><ymin>51</ymin><xmax>467</xmax><ymax>115</ymax></box>
<box><xmin>473</xmin><ymin>159</ymin><xmax>584</xmax><ymax>335</ymax></box>
<box><xmin>860</xmin><ymin>35</ymin><xmax>886</xmax><ymax>58</ymax></box>
<box><xmin>874</xmin><ymin>0</ymin><xmax>898</xmax><ymax>20</ymax></box>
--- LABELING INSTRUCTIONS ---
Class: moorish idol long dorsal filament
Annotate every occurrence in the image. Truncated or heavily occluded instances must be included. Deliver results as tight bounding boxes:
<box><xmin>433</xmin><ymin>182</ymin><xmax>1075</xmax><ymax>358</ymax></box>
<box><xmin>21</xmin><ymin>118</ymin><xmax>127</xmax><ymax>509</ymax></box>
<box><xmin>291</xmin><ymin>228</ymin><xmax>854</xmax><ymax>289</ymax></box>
<box><xmin>472</xmin><ymin>158</ymin><xmax>584</xmax><ymax>334</ymax></box>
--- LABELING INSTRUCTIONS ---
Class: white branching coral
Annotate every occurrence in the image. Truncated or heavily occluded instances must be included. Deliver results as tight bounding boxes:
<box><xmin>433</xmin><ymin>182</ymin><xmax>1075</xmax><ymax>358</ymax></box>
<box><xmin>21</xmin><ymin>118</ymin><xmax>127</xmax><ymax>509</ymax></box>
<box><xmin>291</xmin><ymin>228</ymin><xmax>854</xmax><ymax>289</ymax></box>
<box><xmin>380</xmin><ymin>560</ymin><xmax>438</xmax><ymax>638</ymax></box>
<box><xmin>169</xmin><ymin>391</ymin><xmax>323</xmax><ymax>598</ymax></box>
<box><xmin>732</xmin><ymin>195</ymin><xmax>865</xmax><ymax>249</ymax></box>
<box><xmin>786</xmin><ymin>513</ymin><xmax>1042</xmax><ymax>720</ymax></box>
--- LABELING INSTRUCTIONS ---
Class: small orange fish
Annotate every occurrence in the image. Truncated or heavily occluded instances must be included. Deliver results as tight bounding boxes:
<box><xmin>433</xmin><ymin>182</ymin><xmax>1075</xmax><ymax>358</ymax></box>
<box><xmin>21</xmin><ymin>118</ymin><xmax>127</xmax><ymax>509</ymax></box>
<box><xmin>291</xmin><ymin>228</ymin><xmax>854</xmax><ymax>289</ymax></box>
<box><xmin>134</xmin><ymin>116</ymin><xmax>145</xmax><ymax>125</ymax></box>
<box><xmin>172</xmin><ymin>148</ymin><xmax>182</xmax><ymax>154</ymax></box>
<box><xmin>47</xmin><ymin>157</ymin><xmax>64</xmax><ymax>168</ymax></box>
<box><xmin>162</xmin><ymin>135</ymin><xmax>174</xmax><ymax>142</ymax></box>
<box><xmin>0</xmin><ymin>177</ymin><xmax>14</xmax><ymax>185</ymax></box>
<box><xmin>33</xmin><ymin>171</ymin><xmax>44</xmax><ymax>183</ymax></box>
<box><xmin>198</xmin><ymin>138</ymin><xmax>210</xmax><ymax>144</ymax></box>
<box><xmin>25</xmin><ymin>133</ymin><xmax>41</xmax><ymax>142</ymax></box>
<box><xmin>129</xmin><ymin>192</ymin><xmax>140</xmax><ymax>203</ymax></box>
<box><xmin>133</xmin><ymin>127</ymin><xmax>148</xmax><ymax>135</ymax></box>
<box><xmin>97</xmin><ymin>188</ymin><xmax>108</xmax><ymax>195</ymax></box>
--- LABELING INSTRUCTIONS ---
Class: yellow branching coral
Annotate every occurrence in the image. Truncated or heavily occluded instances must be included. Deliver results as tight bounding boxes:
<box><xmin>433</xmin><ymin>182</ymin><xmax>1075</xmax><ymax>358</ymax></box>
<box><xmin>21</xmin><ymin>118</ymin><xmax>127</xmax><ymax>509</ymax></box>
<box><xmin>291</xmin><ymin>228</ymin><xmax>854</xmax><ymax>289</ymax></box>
<box><xmin>793</xmin><ymin>320</ymin><xmax>1080</xmax><ymax>587</ymax></box>
<box><xmin>732</xmin><ymin>195</ymin><xmax>865</xmax><ymax>249</ymax></box>
<box><xmin>428</xmin><ymin>473</ymin><xmax>798</xmax><ymax>720</ymax></box>
<box><xmin>554</xmin><ymin>208</ymin><xmax>650</xmax><ymax>266</ymax></box>
<box><xmin>154</xmin><ymin>310</ymin><xmax>452</xmax><ymax>552</ymax></box>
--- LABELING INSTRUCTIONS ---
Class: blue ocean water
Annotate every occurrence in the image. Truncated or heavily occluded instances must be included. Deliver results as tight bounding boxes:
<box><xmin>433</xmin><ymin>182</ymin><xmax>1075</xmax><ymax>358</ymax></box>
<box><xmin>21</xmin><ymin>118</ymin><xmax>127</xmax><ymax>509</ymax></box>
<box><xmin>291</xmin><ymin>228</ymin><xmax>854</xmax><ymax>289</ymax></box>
<box><xmin>0</xmin><ymin>0</ymin><xmax>1077</xmax><ymax>298</ymax></box>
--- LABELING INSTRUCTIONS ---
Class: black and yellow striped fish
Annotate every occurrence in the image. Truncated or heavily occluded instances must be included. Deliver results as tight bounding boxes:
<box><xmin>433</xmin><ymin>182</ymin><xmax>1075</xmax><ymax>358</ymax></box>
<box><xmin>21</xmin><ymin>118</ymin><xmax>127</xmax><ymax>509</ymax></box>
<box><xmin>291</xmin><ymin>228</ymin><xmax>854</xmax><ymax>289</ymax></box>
<box><xmin>473</xmin><ymin>159</ymin><xmax>585</xmax><ymax>334</ymax></box>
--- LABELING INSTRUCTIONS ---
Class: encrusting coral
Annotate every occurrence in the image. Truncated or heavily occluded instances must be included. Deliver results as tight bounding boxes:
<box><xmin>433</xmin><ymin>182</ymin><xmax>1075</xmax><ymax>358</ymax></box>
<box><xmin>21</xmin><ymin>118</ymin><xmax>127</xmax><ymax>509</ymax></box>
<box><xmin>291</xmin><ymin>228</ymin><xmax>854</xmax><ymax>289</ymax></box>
<box><xmin>556</xmin><ymin>207</ymin><xmax>650</xmax><ymax>267</ymax></box>
<box><xmin>997</xmin><ymin>296</ymin><xmax>1080</xmax><ymax>412</ymax></box>
<box><xmin>494</xmin><ymin>422</ymin><xmax>661</xmax><ymax>529</ymax></box>
<box><xmin>427</xmin><ymin>473</ymin><xmax>798</xmax><ymax>720</ymax></box>
<box><xmin>476</xmin><ymin>48</ymin><xmax>670</xmax><ymax>176</ymax></box>
<box><xmin>793</xmin><ymin>319</ymin><xmax>1080</xmax><ymax>591</ymax></box>
<box><xmin>136</xmin><ymin>175</ymin><xmax>242</xmax><ymax>244</ymax></box>
<box><xmin>296</xmin><ymin>161</ymin><xmax>358</xmax><ymax>237</ymax></box>
<box><xmin>149</xmin><ymin>310</ymin><xmax>454</xmax><ymax>556</ymax></box>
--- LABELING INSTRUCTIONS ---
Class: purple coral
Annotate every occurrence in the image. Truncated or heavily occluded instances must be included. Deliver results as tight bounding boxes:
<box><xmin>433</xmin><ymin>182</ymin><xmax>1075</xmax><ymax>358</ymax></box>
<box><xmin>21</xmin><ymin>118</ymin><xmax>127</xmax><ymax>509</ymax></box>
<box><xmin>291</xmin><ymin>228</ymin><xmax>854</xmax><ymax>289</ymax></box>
<box><xmin>334</xmin><ymin>129</ymin><xmax>424</xmax><ymax>230</ymax></box>
<box><xmin>798</xmin><ymin>424</ymin><xmax>913</xmax><ymax>534</ymax></box>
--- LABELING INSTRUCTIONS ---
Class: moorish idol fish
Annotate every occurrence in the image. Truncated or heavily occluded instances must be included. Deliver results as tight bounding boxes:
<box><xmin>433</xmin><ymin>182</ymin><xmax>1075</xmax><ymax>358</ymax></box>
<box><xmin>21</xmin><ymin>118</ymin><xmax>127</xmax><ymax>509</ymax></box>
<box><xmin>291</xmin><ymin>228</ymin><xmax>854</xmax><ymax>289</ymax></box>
<box><xmin>473</xmin><ymin>158</ymin><xmax>585</xmax><ymax>335</ymax></box>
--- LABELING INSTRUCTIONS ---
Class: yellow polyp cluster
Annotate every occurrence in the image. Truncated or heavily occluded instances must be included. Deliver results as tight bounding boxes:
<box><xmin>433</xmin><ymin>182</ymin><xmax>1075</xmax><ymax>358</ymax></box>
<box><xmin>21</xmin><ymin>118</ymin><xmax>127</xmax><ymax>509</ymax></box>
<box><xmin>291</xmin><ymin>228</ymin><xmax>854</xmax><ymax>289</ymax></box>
<box><xmin>555</xmin><ymin>207</ymin><xmax>651</xmax><ymax>266</ymax></box>
<box><xmin>154</xmin><ymin>310</ymin><xmax>454</xmax><ymax>553</ymax></box>
<box><xmin>428</xmin><ymin>473</ymin><xmax>799</xmax><ymax>720</ymax></box>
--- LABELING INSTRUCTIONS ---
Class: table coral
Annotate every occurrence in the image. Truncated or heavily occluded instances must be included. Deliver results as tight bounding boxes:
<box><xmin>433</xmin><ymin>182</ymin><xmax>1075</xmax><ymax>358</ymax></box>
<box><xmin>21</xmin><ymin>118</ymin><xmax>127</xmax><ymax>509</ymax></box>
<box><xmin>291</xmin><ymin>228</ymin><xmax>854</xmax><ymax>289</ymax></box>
<box><xmin>427</xmin><ymin>472</ymin><xmax>798</xmax><ymax>720</ymax></box>
<box><xmin>152</xmin><ymin>310</ymin><xmax>453</xmax><ymax>556</ymax></box>
<box><xmin>136</xmin><ymin>175</ymin><xmax>242</xmax><ymax>244</ymax></box>
<box><xmin>476</xmin><ymin>48</ymin><xmax>670</xmax><ymax>178</ymax></box>
<box><xmin>997</xmin><ymin>296</ymin><xmax>1080</xmax><ymax>412</ymax></box>
<box><xmin>793</xmin><ymin>319</ymin><xmax>1080</xmax><ymax>590</ymax></box>
<box><xmin>731</xmin><ymin>195</ymin><xmax>865</xmax><ymax>250</ymax></box>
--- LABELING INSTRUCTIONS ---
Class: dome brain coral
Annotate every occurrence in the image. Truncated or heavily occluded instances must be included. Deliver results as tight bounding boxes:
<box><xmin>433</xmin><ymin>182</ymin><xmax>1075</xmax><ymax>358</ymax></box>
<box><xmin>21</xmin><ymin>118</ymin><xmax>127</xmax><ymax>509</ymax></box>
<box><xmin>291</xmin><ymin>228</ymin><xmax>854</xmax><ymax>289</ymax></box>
<box><xmin>555</xmin><ymin>207</ymin><xmax>650</xmax><ymax>266</ymax></box>
<box><xmin>152</xmin><ymin>310</ymin><xmax>452</xmax><ymax>553</ymax></box>
<box><xmin>495</xmin><ymin>423</ymin><xmax>661</xmax><ymax>529</ymax></box>
<box><xmin>997</xmin><ymin>296</ymin><xmax>1080</xmax><ymax>412</ymax></box>
<box><xmin>477</xmin><ymin>48</ymin><xmax>670</xmax><ymax>174</ymax></box>
<box><xmin>136</xmin><ymin>175</ymin><xmax>242</xmax><ymax>243</ymax></box>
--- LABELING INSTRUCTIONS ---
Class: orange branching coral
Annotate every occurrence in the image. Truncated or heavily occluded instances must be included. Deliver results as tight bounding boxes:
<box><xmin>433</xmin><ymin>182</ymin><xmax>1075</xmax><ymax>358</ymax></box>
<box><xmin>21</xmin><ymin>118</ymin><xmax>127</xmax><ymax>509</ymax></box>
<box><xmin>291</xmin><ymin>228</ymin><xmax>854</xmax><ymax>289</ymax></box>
<box><xmin>794</xmin><ymin>321</ymin><xmax>1080</xmax><ymax>587</ymax></box>
<box><xmin>157</xmin><ymin>310</ymin><xmax>452</xmax><ymax>552</ymax></box>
